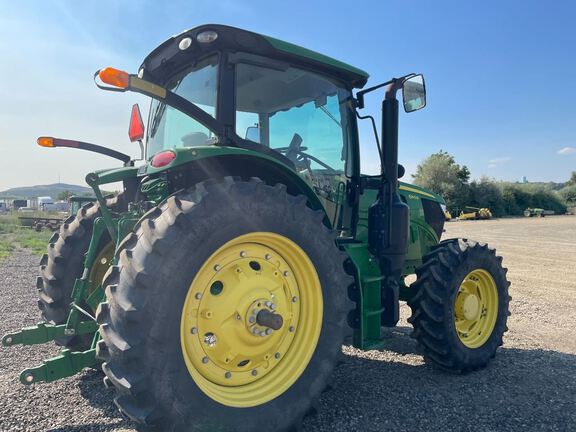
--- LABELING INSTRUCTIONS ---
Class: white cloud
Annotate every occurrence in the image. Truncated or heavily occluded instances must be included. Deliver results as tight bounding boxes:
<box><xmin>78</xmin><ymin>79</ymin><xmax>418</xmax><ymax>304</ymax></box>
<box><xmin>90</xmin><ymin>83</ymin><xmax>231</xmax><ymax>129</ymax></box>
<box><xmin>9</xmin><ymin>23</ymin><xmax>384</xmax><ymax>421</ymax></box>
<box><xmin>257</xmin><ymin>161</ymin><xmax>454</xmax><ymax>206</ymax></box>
<box><xmin>489</xmin><ymin>157</ymin><xmax>511</xmax><ymax>165</ymax></box>
<box><xmin>488</xmin><ymin>157</ymin><xmax>511</xmax><ymax>168</ymax></box>
<box><xmin>557</xmin><ymin>146</ymin><xmax>576</xmax><ymax>155</ymax></box>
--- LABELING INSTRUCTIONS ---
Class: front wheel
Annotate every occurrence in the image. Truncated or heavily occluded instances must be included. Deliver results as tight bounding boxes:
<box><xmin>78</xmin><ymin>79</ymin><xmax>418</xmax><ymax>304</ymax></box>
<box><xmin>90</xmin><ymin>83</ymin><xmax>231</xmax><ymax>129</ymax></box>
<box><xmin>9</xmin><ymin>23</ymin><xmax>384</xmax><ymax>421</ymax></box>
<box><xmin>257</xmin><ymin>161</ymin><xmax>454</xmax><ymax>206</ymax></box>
<box><xmin>96</xmin><ymin>178</ymin><xmax>352</xmax><ymax>431</ymax></box>
<box><xmin>408</xmin><ymin>238</ymin><xmax>510</xmax><ymax>372</ymax></box>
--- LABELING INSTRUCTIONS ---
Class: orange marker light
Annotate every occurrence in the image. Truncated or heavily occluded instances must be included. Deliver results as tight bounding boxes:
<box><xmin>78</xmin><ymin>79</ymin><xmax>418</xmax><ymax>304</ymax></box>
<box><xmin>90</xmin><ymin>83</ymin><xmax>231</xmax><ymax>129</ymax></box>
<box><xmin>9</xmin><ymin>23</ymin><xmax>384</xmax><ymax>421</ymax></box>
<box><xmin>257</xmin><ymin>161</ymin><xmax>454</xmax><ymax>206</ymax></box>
<box><xmin>98</xmin><ymin>67</ymin><xmax>130</xmax><ymax>88</ymax></box>
<box><xmin>37</xmin><ymin>137</ymin><xmax>54</xmax><ymax>147</ymax></box>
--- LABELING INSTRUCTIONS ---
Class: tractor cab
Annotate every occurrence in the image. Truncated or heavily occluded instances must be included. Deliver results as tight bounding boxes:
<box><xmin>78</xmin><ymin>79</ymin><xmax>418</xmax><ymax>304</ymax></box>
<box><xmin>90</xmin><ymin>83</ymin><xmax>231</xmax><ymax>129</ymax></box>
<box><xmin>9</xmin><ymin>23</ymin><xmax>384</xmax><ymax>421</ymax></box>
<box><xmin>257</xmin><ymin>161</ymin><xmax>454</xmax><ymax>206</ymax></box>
<box><xmin>122</xmin><ymin>25</ymin><xmax>425</xmax><ymax>234</ymax></box>
<box><xmin>133</xmin><ymin>25</ymin><xmax>370</xmax><ymax>229</ymax></box>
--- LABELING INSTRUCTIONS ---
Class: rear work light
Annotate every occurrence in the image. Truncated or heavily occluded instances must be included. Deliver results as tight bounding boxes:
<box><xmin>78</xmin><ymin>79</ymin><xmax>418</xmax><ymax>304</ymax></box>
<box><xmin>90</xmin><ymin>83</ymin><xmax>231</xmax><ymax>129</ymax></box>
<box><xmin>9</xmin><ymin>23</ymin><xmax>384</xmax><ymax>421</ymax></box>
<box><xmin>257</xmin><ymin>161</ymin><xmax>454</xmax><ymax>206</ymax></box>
<box><xmin>151</xmin><ymin>150</ymin><xmax>176</xmax><ymax>168</ymax></box>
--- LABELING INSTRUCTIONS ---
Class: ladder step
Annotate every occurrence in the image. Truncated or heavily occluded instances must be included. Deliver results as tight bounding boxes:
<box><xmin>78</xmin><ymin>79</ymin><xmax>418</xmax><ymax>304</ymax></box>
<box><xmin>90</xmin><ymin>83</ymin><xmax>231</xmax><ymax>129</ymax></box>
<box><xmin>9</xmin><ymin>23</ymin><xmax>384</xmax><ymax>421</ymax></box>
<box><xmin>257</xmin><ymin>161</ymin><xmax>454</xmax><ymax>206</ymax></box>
<box><xmin>366</xmin><ymin>307</ymin><xmax>385</xmax><ymax>316</ymax></box>
<box><xmin>362</xmin><ymin>275</ymin><xmax>385</xmax><ymax>283</ymax></box>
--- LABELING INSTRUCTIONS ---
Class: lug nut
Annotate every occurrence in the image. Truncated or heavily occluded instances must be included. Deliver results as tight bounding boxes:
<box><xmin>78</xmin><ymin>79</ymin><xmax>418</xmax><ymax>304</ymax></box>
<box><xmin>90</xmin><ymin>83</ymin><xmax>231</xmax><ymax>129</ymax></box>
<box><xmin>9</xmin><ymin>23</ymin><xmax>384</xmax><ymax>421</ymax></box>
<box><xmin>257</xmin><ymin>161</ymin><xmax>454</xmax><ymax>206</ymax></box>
<box><xmin>240</xmin><ymin>251</ymin><xmax>246</xmax><ymax>257</ymax></box>
<box><xmin>289</xmin><ymin>326</ymin><xmax>295</xmax><ymax>332</ymax></box>
<box><xmin>265</xmin><ymin>328</ymin><xmax>273</xmax><ymax>335</ymax></box>
<box><xmin>195</xmin><ymin>292</ymin><xmax>202</xmax><ymax>300</ymax></box>
<box><xmin>292</xmin><ymin>296</ymin><xmax>298</xmax><ymax>303</ymax></box>
<box><xmin>191</xmin><ymin>327</ymin><xmax>198</xmax><ymax>334</ymax></box>
<box><xmin>202</xmin><ymin>357</ymin><xmax>209</xmax><ymax>364</ymax></box>
<box><xmin>283</xmin><ymin>271</ymin><xmax>289</xmax><ymax>277</ymax></box>
<box><xmin>225</xmin><ymin>372</ymin><xmax>232</xmax><ymax>379</ymax></box>
<box><xmin>214</xmin><ymin>264</ymin><xmax>221</xmax><ymax>271</ymax></box>
<box><xmin>265</xmin><ymin>254</ymin><xmax>271</xmax><ymax>260</ymax></box>
<box><xmin>249</xmin><ymin>316</ymin><xmax>256</xmax><ymax>324</ymax></box>
<box><xmin>274</xmin><ymin>352</ymin><xmax>281</xmax><ymax>359</ymax></box>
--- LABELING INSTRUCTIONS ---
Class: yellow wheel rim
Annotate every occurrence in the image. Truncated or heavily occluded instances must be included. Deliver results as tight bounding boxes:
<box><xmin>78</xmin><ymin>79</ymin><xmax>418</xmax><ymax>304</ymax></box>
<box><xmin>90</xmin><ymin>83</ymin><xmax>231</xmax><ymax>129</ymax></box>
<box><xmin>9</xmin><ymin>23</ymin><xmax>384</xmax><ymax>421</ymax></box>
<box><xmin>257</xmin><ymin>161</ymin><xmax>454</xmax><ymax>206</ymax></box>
<box><xmin>88</xmin><ymin>241</ymin><xmax>115</xmax><ymax>298</ymax></box>
<box><xmin>180</xmin><ymin>232</ymin><xmax>323</xmax><ymax>407</ymax></box>
<box><xmin>454</xmin><ymin>269</ymin><xmax>499</xmax><ymax>348</ymax></box>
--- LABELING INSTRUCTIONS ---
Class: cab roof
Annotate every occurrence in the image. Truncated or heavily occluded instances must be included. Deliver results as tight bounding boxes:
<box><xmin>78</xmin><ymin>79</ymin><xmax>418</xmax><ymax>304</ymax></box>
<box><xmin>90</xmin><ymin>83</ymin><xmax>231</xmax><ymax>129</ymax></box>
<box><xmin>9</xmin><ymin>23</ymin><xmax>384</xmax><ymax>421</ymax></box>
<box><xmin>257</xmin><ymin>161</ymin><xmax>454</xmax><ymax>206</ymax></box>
<box><xmin>139</xmin><ymin>24</ymin><xmax>369</xmax><ymax>89</ymax></box>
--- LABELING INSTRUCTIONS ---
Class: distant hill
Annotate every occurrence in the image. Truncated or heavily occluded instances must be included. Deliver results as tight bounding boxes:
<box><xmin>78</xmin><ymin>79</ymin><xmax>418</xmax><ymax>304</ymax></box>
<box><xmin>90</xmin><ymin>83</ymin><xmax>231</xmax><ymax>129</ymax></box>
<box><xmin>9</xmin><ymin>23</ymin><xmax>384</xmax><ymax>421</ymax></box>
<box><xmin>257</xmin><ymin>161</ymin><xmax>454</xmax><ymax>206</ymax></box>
<box><xmin>0</xmin><ymin>183</ymin><xmax>93</xmax><ymax>199</ymax></box>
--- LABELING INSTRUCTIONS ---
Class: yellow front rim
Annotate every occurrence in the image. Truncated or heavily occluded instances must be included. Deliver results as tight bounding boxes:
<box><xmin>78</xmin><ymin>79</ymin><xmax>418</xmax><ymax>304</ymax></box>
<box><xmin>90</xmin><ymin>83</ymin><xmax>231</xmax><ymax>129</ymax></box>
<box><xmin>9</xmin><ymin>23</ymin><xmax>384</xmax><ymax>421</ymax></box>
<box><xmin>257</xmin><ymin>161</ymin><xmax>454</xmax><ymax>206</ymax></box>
<box><xmin>180</xmin><ymin>232</ymin><xmax>323</xmax><ymax>407</ymax></box>
<box><xmin>88</xmin><ymin>241</ymin><xmax>115</xmax><ymax>298</ymax></box>
<box><xmin>454</xmin><ymin>269</ymin><xmax>499</xmax><ymax>348</ymax></box>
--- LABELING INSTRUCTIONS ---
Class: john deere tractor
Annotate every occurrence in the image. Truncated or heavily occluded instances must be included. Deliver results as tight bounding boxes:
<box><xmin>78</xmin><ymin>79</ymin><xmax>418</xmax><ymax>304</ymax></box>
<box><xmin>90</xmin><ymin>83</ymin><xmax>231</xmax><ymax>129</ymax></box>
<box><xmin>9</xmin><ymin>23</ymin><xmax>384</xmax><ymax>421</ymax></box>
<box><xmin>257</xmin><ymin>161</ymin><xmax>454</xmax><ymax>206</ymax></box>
<box><xmin>2</xmin><ymin>25</ymin><xmax>510</xmax><ymax>431</ymax></box>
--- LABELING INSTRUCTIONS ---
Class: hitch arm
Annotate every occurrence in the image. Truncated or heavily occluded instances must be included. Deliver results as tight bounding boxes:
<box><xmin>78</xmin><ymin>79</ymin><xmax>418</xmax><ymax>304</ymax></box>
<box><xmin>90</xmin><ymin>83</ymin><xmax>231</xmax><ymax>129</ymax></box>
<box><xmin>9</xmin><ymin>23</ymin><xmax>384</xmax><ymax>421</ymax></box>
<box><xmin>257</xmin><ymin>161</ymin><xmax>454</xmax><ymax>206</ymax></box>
<box><xmin>19</xmin><ymin>349</ymin><xmax>98</xmax><ymax>385</ymax></box>
<box><xmin>2</xmin><ymin>321</ymin><xmax>98</xmax><ymax>347</ymax></box>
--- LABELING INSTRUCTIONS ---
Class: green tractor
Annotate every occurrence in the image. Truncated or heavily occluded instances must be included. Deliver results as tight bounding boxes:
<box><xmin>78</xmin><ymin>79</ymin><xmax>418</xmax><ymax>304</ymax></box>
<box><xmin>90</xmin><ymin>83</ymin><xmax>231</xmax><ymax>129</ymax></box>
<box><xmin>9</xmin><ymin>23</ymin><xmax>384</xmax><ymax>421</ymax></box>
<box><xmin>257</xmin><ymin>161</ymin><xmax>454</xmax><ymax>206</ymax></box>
<box><xmin>524</xmin><ymin>207</ymin><xmax>546</xmax><ymax>217</ymax></box>
<box><xmin>2</xmin><ymin>25</ymin><xmax>510</xmax><ymax>431</ymax></box>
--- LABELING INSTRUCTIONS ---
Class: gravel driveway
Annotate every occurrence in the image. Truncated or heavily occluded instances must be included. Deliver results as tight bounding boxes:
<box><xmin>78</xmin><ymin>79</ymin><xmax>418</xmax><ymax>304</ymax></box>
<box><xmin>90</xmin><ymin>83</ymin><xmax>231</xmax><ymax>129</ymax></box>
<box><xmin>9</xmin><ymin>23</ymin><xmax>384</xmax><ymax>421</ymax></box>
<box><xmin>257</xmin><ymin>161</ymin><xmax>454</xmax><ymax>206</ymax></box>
<box><xmin>1</xmin><ymin>217</ymin><xmax>575</xmax><ymax>431</ymax></box>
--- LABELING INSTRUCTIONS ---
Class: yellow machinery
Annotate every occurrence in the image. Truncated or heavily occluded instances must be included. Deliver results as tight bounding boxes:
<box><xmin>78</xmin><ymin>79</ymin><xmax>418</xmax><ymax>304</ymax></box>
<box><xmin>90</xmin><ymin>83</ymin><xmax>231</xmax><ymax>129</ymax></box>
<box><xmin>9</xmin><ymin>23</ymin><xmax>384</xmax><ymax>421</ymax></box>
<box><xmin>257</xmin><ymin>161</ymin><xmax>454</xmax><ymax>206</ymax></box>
<box><xmin>459</xmin><ymin>206</ymin><xmax>492</xmax><ymax>220</ymax></box>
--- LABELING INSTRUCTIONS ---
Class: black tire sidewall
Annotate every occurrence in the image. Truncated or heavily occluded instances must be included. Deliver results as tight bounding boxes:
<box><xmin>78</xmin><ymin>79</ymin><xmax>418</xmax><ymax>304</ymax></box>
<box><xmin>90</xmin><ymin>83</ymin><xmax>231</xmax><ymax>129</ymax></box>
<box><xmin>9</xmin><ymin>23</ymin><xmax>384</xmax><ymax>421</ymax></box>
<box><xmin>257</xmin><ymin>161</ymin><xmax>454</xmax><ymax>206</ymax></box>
<box><xmin>444</xmin><ymin>245</ymin><xmax>509</xmax><ymax>366</ymax></box>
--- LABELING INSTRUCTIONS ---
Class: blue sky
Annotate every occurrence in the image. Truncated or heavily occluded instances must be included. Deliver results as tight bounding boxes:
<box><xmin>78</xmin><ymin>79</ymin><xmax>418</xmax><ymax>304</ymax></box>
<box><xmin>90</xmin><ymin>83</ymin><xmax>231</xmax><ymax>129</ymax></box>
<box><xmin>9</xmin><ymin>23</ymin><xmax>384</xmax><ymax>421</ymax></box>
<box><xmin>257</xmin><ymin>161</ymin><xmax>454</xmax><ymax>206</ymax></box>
<box><xmin>1</xmin><ymin>0</ymin><xmax>575</xmax><ymax>190</ymax></box>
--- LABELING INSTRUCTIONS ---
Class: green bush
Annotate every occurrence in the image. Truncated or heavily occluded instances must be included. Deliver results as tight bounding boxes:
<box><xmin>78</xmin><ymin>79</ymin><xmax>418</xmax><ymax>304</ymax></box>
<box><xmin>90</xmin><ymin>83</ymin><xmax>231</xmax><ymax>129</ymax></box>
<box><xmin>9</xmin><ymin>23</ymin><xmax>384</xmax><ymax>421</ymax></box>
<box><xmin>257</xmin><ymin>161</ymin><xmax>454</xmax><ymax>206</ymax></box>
<box><xmin>413</xmin><ymin>152</ymin><xmax>571</xmax><ymax>217</ymax></box>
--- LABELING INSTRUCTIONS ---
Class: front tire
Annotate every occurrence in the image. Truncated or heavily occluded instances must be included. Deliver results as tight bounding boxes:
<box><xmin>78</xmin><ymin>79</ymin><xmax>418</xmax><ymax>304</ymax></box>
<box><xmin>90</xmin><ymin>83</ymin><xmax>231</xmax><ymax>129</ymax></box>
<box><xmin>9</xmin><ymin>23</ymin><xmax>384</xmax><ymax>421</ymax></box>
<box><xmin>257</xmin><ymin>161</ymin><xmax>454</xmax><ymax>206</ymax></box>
<box><xmin>96</xmin><ymin>178</ymin><xmax>352</xmax><ymax>431</ymax></box>
<box><xmin>408</xmin><ymin>238</ymin><xmax>510</xmax><ymax>372</ymax></box>
<box><xmin>37</xmin><ymin>196</ymin><xmax>122</xmax><ymax>348</ymax></box>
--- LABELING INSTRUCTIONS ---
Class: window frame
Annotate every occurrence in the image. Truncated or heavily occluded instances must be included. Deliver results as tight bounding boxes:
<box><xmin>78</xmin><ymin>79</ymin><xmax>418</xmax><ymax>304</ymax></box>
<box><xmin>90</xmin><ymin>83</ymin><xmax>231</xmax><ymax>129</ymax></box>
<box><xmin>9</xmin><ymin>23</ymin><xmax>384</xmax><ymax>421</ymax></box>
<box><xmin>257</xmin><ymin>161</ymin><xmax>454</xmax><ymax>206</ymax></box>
<box><xmin>145</xmin><ymin>53</ymin><xmax>223</xmax><ymax>159</ymax></box>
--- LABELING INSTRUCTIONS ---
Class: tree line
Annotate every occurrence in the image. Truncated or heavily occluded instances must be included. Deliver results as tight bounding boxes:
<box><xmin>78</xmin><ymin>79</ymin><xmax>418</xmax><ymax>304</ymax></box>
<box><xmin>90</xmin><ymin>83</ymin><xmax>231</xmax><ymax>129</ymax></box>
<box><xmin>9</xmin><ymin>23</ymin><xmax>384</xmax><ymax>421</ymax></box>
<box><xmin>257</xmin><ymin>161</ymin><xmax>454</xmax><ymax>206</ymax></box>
<box><xmin>412</xmin><ymin>151</ymin><xmax>575</xmax><ymax>217</ymax></box>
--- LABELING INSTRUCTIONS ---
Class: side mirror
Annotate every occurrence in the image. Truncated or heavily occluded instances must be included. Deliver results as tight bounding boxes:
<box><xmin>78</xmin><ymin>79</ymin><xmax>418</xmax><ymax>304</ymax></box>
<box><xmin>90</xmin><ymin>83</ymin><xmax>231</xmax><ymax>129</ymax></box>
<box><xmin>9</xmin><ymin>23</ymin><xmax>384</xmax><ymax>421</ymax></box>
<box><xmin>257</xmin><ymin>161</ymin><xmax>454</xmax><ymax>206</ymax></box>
<box><xmin>128</xmin><ymin>104</ymin><xmax>145</xmax><ymax>142</ymax></box>
<box><xmin>245</xmin><ymin>126</ymin><xmax>260</xmax><ymax>144</ymax></box>
<box><xmin>402</xmin><ymin>75</ymin><xmax>426</xmax><ymax>113</ymax></box>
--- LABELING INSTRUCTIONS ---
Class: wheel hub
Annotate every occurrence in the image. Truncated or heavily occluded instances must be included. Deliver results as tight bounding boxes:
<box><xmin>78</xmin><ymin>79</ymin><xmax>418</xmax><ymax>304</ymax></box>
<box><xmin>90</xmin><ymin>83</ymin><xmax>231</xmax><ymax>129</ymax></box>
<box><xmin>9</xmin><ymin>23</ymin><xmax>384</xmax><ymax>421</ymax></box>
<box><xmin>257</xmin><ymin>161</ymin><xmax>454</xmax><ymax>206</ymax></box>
<box><xmin>453</xmin><ymin>269</ymin><xmax>499</xmax><ymax>348</ymax></box>
<box><xmin>455</xmin><ymin>292</ymin><xmax>480</xmax><ymax>321</ymax></box>
<box><xmin>245</xmin><ymin>299</ymin><xmax>284</xmax><ymax>336</ymax></box>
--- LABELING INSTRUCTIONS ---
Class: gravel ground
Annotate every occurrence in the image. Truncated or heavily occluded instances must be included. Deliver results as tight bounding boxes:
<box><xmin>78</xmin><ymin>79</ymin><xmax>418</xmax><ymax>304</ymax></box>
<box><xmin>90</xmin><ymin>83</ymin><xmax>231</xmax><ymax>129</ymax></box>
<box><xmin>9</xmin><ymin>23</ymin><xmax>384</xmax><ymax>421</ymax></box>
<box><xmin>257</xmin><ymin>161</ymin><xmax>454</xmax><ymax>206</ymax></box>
<box><xmin>1</xmin><ymin>216</ymin><xmax>575</xmax><ymax>431</ymax></box>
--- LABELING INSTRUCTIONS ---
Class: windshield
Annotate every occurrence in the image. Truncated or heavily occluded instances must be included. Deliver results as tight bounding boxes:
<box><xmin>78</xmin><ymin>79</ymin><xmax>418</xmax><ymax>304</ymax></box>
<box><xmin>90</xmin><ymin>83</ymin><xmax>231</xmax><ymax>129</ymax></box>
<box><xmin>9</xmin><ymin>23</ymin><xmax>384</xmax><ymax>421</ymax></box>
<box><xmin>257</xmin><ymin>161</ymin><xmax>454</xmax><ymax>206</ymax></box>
<box><xmin>236</xmin><ymin>63</ymin><xmax>351</xmax><ymax>174</ymax></box>
<box><xmin>146</xmin><ymin>55</ymin><xmax>219</xmax><ymax>157</ymax></box>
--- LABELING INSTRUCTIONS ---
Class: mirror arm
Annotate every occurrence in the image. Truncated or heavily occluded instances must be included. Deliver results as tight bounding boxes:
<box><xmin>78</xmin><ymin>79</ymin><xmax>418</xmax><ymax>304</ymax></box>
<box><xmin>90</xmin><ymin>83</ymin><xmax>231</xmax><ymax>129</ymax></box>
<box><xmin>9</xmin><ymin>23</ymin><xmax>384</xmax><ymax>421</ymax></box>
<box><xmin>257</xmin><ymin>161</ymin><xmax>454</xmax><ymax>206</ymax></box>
<box><xmin>355</xmin><ymin>73</ymin><xmax>418</xmax><ymax>108</ymax></box>
<box><xmin>355</xmin><ymin>78</ymin><xmax>394</xmax><ymax>109</ymax></box>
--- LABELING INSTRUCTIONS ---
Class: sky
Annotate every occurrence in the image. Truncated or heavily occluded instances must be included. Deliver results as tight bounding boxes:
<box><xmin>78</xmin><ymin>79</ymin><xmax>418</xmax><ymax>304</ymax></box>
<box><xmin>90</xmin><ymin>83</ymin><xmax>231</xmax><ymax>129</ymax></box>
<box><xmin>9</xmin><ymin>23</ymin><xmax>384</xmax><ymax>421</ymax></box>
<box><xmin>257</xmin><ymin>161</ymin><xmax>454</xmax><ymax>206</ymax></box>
<box><xmin>0</xmin><ymin>0</ymin><xmax>575</xmax><ymax>190</ymax></box>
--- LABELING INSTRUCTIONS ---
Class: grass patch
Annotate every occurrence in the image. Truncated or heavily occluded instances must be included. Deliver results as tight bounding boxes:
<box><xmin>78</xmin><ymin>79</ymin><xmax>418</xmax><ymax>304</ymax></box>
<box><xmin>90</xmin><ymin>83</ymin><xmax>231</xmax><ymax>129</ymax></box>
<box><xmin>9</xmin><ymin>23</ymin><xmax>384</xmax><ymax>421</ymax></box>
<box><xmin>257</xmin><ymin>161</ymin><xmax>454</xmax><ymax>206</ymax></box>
<box><xmin>0</xmin><ymin>214</ymin><xmax>53</xmax><ymax>260</ymax></box>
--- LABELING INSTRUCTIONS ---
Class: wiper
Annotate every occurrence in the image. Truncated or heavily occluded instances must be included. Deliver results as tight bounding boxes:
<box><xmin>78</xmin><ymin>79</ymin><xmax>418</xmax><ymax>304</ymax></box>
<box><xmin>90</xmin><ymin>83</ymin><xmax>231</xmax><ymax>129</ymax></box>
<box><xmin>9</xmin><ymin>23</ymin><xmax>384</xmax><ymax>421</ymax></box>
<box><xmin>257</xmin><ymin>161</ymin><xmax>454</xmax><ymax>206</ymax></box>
<box><xmin>149</xmin><ymin>102</ymin><xmax>167</xmax><ymax>138</ymax></box>
<box><xmin>319</xmin><ymin>105</ymin><xmax>341</xmax><ymax>128</ymax></box>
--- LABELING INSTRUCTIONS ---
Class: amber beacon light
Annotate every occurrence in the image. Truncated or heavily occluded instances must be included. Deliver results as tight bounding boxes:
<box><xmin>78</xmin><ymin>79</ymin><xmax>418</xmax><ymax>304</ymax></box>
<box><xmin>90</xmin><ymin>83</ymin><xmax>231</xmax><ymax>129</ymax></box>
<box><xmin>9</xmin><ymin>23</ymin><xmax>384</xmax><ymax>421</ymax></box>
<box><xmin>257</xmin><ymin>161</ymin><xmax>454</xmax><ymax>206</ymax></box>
<box><xmin>98</xmin><ymin>67</ymin><xmax>130</xmax><ymax>89</ymax></box>
<box><xmin>37</xmin><ymin>137</ymin><xmax>55</xmax><ymax>147</ymax></box>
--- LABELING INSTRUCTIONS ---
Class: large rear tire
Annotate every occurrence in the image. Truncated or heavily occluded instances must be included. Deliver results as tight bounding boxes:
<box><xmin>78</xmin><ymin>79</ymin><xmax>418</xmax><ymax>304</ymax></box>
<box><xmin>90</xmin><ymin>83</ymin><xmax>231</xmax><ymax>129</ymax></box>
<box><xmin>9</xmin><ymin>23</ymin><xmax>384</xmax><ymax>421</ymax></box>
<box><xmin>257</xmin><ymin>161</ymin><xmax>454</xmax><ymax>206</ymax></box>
<box><xmin>96</xmin><ymin>178</ymin><xmax>352</xmax><ymax>432</ymax></box>
<box><xmin>37</xmin><ymin>195</ymin><xmax>123</xmax><ymax>348</ymax></box>
<box><xmin>408</xmin><ymin>238</ymin><xmax>510</xmax><ymax>372</ymax></box>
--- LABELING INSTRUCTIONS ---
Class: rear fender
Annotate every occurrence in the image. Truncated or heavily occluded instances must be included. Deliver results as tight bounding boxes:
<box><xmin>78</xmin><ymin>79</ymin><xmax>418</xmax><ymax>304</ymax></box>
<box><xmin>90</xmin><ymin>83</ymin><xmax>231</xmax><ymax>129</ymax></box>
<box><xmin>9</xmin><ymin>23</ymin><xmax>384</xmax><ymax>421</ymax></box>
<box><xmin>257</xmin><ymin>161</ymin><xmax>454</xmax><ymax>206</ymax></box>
<box><xmin>141</xmin><ymin>147</ymin><xmax>331</xmax><ymax>227</ymax></box>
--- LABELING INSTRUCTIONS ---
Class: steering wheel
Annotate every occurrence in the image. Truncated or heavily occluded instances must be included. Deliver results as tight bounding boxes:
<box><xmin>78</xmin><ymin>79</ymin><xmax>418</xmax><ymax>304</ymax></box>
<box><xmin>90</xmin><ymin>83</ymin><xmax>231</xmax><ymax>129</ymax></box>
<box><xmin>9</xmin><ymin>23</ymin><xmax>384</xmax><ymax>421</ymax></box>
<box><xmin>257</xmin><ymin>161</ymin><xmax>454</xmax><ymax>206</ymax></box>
<box><xmin>276</xmin><ymin>133</ymin><xmax>338</xmax><ymax>173</ymax></box>
<box><xmin>275</xmin><ymin>134</ymin><xmax>307</xmax><ymax>163</ymax></box>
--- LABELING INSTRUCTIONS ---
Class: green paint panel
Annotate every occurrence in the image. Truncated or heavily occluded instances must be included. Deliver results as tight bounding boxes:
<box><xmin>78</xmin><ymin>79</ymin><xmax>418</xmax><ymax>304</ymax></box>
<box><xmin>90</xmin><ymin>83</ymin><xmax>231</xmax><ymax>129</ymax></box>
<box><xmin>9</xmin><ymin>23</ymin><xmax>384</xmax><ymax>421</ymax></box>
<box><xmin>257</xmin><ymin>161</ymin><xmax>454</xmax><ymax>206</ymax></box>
<box><xmin>342</xmin><ymin>242</ymin><xmax>385</xmax><ymax>350</ymax></box>
<box><xmin>264</xmin><ymin>35</ymin><xmax>369</xmax><ymax>81</ymax></box>
<box><xmin>89</xmin><ymin>166</ymin><xmax>139</xmax><ymax>185</ymax></box>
